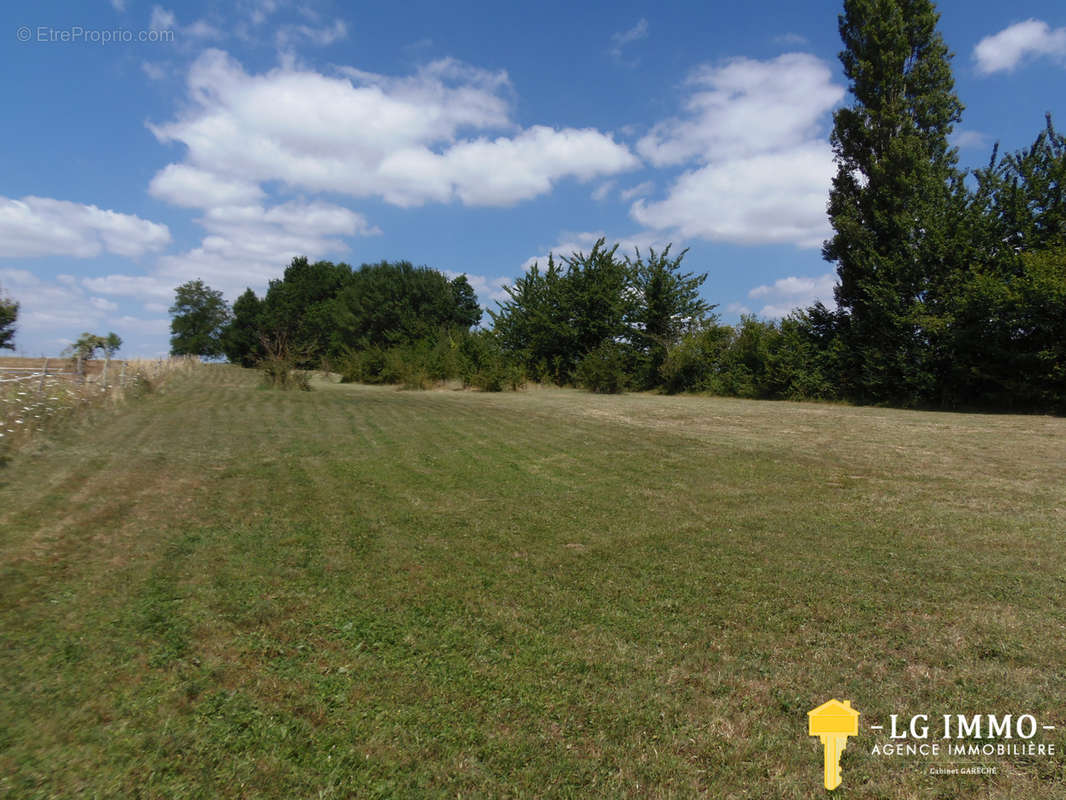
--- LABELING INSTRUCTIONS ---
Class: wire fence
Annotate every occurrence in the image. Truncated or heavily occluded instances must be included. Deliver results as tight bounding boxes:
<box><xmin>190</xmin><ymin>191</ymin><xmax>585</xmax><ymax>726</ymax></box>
<box><xmin>0</xmin><ymin>358</ymin><xmax>129</xmax><ymax>386</ymax></box>
<box><xmin>0</xmin><ymin>357</ymin><xmax>200</xmax><ymax>453</ymax></box>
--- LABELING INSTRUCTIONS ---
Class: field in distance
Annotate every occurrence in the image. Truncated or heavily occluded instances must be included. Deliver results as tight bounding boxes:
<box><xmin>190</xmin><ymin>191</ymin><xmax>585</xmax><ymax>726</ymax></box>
<box><xmin>1</xmin><ymin>365</ymin><xmax>1064</xmax><ymax>798</ymax></box>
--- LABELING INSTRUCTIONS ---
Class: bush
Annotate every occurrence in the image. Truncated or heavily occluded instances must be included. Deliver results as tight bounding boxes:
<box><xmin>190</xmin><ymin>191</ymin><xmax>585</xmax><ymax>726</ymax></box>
<box><xmin>659</xmin><ymin>315</ymin><xmax>839</xmax><ymax>401</ymax></box>
<box><xmin>339</xmin><ymin>347</ymin><xmax>388</xmax><ymax>383</ymax></box>
<box><xmin>336</xmin><ymin>329</ymin><xmax>527</xmax><ymax>392</ymax></box>
<box><xmin>575</xmin><ymin>342</ymin><xmax>628</xmax><ymax>394</ymax></box>
<box><xmin>659</xmin><ymin>323</ymin><xmax>734</xmax><ymax>394</ymax></box>
<box><xmin>260</xmin><ymin>358</ymin><xmax>312</xmax><ymax>390</ymax></box>
<box><xmin>455</xmin><ymin>330</ymin><xmax>523</xmax><ymax>391</ymax></box>
<box><xmin>469</xmin><ymin>361</ymin><xmax>525</xmax><ymax>392</ymax></box>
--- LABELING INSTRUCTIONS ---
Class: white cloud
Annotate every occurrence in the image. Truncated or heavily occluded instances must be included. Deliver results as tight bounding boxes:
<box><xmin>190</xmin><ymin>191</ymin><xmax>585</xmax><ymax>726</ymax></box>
<box><xmin>90</xmin><ymin>200</ymin><xmax>379</xmax><ymax>303</ymax></box>
<box><xmin>422</xmin><ymin>126</ymin><xmax>638</xmax><ymax>207</ymax></box>
<box><xmin>951</xmin><ymin>129</ymin><xmax>990</xmax><ymax>150</ymax></box>
<box><xmin>619</xmin><ymin>180</ymin><xmax>654</xmax><ymax>201</ymax></box>
<box><xmin>444</xmin><ymin>270</ymin><xmax>511</xmax><ymax>308</ymax></box>
<box><xmin>609</xmin><ymin>18</ymin><xmax>648</xmax><ymax>62</ymax></box>
<box><xmin>89</xmin><ymin>296</ymin><xmax>119</xmax><ymax>312</ymax></box>
<box><xmin>198</xmin><ymin>201</ymin><xmax>376</xmax><ymax>237</ymax></box>
<box><xmin>149</xmin><ymin>49</ymin><xmax>636</xmax><ymax>208</ymax></box>
<box><xmin>149</xmin><ymin>5</ymin><xmax>176</xmax><ymax>31</ymax></box>
<box><xmin>632</xmin><ymin>142</ymin><xmax>837</xmax><ymax>248</ymax></box>
<box><xmin>974</xmin><ymin>19</ymin><xmax>1066</xmax><ymax>74</ymax></box>
<box><xmin>81</xmin><ymin>274</ymin><xmax>175</xmax><ymax>302</ymax></box>
<box><xmin>142</xmin><ymin>61</ymin><xmax>168</xmax><ymax>80</ymax></box>
<box><xmin>746</xmin><ymin>272</ymin><xmax>836</xmax><ymax>318</ymax></box>
<box><xmin>0</xmin><ymin>269</ymin><xmax>171</xmax><ymax>356</ymax></box>
<box><xmin>591</xmin><ymin>180</ymin><xmax>616</xmax><ymax>202</ymax></box>
<box><xmin>145</xmin><ymin>7</ymin><xmax>222</xmax><ymax>49</ymax></box>
<box><xmin>111</xmin><ymin>0</ymin><xmax>127</xmax><ymax>11</ymax></box>
<box><xmin>276</xmin><ymin>19</ymin><xmax>347</xmax><ymax>49</ymax></box>
<box><xmin>519</xmin><ymin>230</ymin><xmax>677</xmax><ymax>273</ymax></box>
<box><xmin>0</xmin><ymin>268</ymin><xmax>120</xmax><ymax>346</ymax></box>
<box><xmin>186</xmin><ymin>19</ymin><xmax>223</xmax><ymax>39</ymax></box>
<box><xmin>630</xmin><ymin>53</ymin><xmax>843</xmax><ymax>249</ymax></box>
<box><xmin>774</xmin><ymin>33</ymin><xmax>808</xmax><ymax>46</ymax></box>
<box><xmin>112</xmin><ymin>315</ymin><xmax>171</xmax><ymax>336</ymax></box>
<box><xmin>149</xmin><ymin>164</ymin><xmax>265</xmax><ymax>207</ymax></box>
<box><xmin>637</xmin><ymin>53</ymin><xmax>842</xmax><ymax>167</ymax></box>
<box><xmin>249</xmin><ymin>0</ymin><xmax>279</xmax><ymax>26</ymax></box>
<box><xmin>0</xmin><ymin>195</ymin><xmax>170</xmax><ymax>259</ymax></box>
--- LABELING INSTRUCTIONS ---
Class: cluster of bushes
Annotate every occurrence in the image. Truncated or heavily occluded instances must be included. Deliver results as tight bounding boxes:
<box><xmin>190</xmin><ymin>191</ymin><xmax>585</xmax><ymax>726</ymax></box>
<box><xmin>530</xmin><ymin>311</ymin><xmax>838</xmax><ymax>401</ymax></box>
<box><xmin>338</xmin><ymin>328</ymin><xmax>524</xmax><ymax>392</ymax></box>
<box><xmin>659</xmin><ymin>314</ymin><xmax>838</xmax><ymax>400</ymax></box>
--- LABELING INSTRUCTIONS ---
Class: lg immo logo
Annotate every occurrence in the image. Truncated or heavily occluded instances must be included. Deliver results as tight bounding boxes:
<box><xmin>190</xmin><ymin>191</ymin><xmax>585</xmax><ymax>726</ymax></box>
<box><xmin>808</xmin><ymin>699</ymin><xmax>1059</xmax><ymax>790</ymax></box>
<box><xmin>808</xmin><ymin>699</ymin><xmax>859</xmax><ymax>790</ymax></box>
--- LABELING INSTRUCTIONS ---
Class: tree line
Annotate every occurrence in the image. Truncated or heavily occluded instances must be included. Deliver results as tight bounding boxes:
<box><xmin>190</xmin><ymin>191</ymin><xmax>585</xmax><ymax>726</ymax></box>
<box><xmin>8</xmin><ymin>0</ymin><xmax>1057</xmax><ymax>411</ymax></box>
<box><xmin>173</xmin><ymin>8</ymin><xmax>1063</xmax><ymax>412</ymax></box>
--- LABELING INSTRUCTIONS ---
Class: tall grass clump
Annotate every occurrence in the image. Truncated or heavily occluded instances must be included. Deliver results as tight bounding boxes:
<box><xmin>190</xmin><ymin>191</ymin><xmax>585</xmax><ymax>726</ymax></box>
<box><xmin>0</xmin><ymin>356</ymin><xmax>200</xmax><ymax>458</ymax></box>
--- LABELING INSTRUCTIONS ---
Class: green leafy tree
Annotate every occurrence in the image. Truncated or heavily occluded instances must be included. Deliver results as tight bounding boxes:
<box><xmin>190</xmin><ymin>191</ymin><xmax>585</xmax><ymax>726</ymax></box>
<box><xmin>259</xmin><ymin>257</ymin><xmax>353</xmax><ymax>367</ymax></box>
<box><xmin>492</xmin><ymin>239</ymin><xmax>711</xmax><ymax>388</ymax></box>
<box><xmin>68</xmin><ymin>332</ymin><xmax>122</xmax><ymax>362</ymax></box>
<box><xmin>221</xmin><ymin>288</ymin><xmax>264</xmax><ymax>367</ymax></box>
<box><xmin>450</xmin><ymin>275</ymin><xmax>482</xmax><ymax>332</ymax></box>
<box><xmin>490</xmin><ymin>254</ymin><xmax>573</xmax><ymax>383</ymax></box>
<box><xmin>626</xmin><ymin>245</ymin><xmax>713</xmax><ymax>388</ymax></box>
<box><xmin>332</xmin><ymin>261</ymin><xmax>482</xmax><ymax>353</ymax></box>
<box><xmin>0</xmin><ymin>286</ymin><xmax>17</xmax><ymax>351</ymax></box>
<box><xmin>939</xmin><ymin>117</ymin><xmax>1066</xmax><ymax>409</ymax></box>
<box><xmin>169</xmin><ymin>280</ymin><xmax>232</xmax><ymax>358</ymax></box>
<box><xmin>560</xmin><ymin>239</ymin><xmax>632</xmax><ymax>364</ymax></box>
<box><xmin>976</xmin><ymin>115</ymin><xmax>1066</xmax><ymax>255</ymax></box>
<box><xmin>822</xmin><ymin>0</ymin><xmax>964</xmax><ymax>405</ymax></box>
<box><xmin>1017</xmin><ymin>245</ymin><xmax>1066</xmax><ymax>410</ymax></box>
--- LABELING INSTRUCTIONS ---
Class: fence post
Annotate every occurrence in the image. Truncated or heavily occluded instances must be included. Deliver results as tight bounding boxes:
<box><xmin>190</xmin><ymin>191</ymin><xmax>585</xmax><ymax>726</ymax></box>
<box><xmin>38</xmin><ymin>358</ymin><xmax>49</xmax><ymax>393</ymax></box>
<box><xmin>103</xmin><ymin>356</ymin><xmax>109</xmax><ymax>390</ymax></box>
<box><xmin>120</xmin><ymin>361</ymin><xmax>126</xmax><ymax>387</ymax></box>
<box><xmin>76</xmin><ymin>354</ymin><xmax>83</xmax><ymax>382</ymax></box>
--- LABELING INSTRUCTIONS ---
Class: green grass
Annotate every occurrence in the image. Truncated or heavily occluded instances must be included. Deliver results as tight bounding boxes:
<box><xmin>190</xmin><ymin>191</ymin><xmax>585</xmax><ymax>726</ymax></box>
<box><xmin>1</xmin><ymin>365</ymin><xmax>1065</xmax><ymax>798</ymax></box>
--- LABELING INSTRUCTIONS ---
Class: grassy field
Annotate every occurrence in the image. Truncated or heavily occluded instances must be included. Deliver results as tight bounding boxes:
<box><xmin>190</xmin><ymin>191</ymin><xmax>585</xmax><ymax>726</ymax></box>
<box><xmin>1</xmin><ymin>365</ymin><xmax>1064</xmax><ymax>798</ymax></box>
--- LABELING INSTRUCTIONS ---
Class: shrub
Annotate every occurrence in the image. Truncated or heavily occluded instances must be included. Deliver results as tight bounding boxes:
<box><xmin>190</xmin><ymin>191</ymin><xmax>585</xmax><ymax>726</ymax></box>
<box><xmin>575</xmin><ymin>342</ymin><xmax>628</xmax><ymax>394</ymax></box>
<box><xmin>260</xmin><ymin>358</ymin><xmax>312</xmax><ymax>391</ymax></box>
<box><xmin>336</xmin><ymin>329</ymin><xmax>527</xmax><ymax>392</ymax></box>
<box><xmin>660</xmin><ymin>323</ymin><xmax>734</xmax><ymax>394</ymax></box>
<box><xmin>339</xmin><ymin>347</ymin><xmax>388</xmax><ymax>383</ymax></box>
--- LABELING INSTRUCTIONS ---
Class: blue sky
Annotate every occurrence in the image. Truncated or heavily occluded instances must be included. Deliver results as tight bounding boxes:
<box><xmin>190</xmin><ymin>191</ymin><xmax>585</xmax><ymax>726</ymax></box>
<box><xmin>1</xmin><ymin>0</ymin><xmax>1063</xmax><ymax>356</ymax></box>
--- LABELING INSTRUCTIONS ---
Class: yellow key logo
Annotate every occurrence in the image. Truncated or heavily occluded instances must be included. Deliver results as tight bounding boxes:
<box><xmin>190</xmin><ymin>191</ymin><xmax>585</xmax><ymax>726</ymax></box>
<box><xmin>809</xmin><ymin>699</ymin><xmax>860</xmax><ymax>790</ymax></box>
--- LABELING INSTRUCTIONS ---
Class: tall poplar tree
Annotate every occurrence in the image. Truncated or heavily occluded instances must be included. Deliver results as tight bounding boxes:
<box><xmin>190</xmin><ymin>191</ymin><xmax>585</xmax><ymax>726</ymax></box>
<box><xmin>822</xmin><ymin>0</ymin><xmax>964</xmax><ymax>405</ymax></box>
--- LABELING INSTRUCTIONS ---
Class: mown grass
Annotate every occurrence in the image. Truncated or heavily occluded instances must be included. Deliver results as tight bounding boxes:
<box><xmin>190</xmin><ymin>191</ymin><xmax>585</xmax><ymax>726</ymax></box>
<box><xmin>1</xmin><ymin>365</ymin><xmax>1064</xmax><ymax>798</ymax></box>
